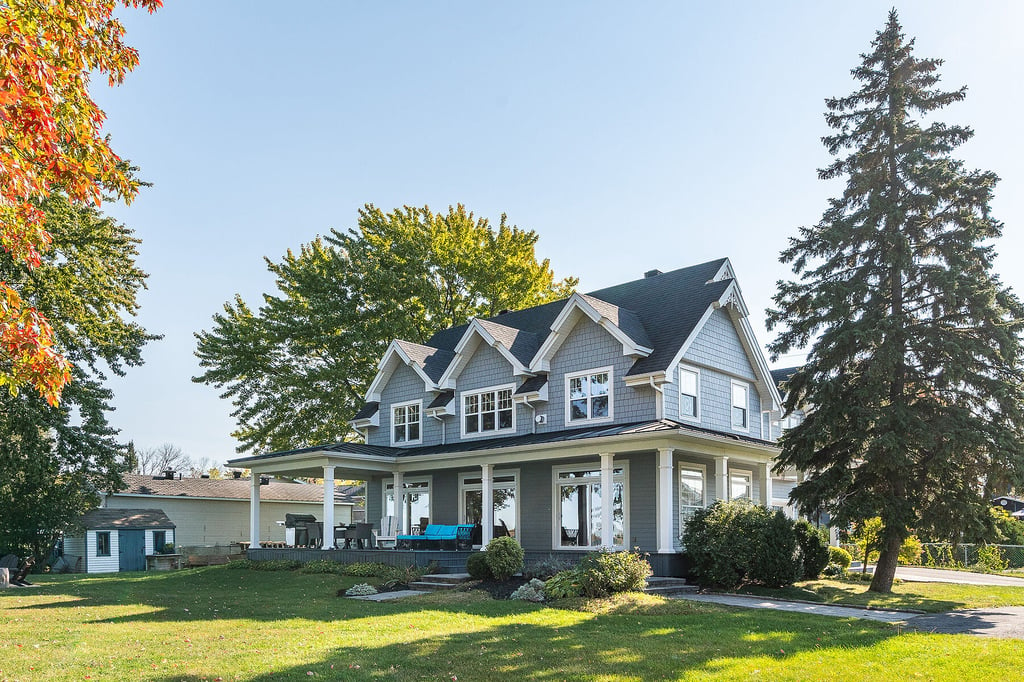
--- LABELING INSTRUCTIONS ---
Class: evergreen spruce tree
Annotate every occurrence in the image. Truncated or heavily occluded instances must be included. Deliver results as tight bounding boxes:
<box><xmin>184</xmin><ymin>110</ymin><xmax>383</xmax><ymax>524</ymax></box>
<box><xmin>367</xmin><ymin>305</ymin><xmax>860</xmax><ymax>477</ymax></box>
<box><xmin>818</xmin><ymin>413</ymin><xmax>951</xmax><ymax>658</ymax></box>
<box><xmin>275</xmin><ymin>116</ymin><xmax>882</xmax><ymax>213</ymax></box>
<box><xmin>767</xmin><ymin>11</ymin><xmax>1024</xmax><ymax>593</ymax></box>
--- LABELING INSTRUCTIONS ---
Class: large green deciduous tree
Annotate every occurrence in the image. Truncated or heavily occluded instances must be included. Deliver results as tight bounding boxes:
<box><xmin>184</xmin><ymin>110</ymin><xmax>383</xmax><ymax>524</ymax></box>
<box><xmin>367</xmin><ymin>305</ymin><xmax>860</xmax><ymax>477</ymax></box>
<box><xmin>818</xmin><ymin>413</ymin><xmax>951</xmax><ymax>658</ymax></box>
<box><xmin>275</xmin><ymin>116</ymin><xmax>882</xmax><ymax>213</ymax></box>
<box><xmin>767</xmin><ymin>11</ymin><xmax>1024</xmax><ymax>593</ymax></box>
<box><xmin>0</xmin><ymin>195</ymin><xmax>155</xmax><ymax>557</ymax></box>
<box><xmin>194</xmin><ymin>204</ymin><xmax>576</xmax><ymax>454</ymax></box>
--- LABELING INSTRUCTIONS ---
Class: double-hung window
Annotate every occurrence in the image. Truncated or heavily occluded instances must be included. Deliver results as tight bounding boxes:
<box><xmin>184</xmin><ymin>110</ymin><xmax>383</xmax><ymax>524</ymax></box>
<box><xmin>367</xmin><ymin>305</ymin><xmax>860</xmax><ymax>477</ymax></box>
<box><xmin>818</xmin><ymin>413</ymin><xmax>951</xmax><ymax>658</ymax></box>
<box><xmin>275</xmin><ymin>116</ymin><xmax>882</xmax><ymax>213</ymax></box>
<box><xmin>391</xmin><ymin>400</ymin><xmax>422</xmax><ymax>445</ymax></box>
<box><xmin>566</xmin><ymin>367</ymin><xmax>613</xmax><ymax>423</ymax></box>
<box><xmin>731</xmin><ymin>381</ymin><xmax>749</xmax><ymax>430</ymax></box>
<box><xmin>679</xmin><ymin>365</ymin><xmax>700</xmax><ymax>420</ymax></box>
<box><xmin>462</xmin><ymin>385</ymin><xmax>515</xmax><ymax>436</ymax></box>
<box><xmin>730</xmin><ymin>470</ymin><xmax>752</xmax><ymax>501</ymax></box>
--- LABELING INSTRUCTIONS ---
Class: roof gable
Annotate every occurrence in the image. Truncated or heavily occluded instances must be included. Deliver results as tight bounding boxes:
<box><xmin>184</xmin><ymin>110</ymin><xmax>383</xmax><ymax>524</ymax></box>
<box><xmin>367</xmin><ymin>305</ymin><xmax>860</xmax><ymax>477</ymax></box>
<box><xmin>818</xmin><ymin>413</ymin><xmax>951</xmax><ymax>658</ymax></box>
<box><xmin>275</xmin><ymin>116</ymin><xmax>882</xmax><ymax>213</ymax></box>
<box><xmin>437</xmin><ymin>318</ymin><xmax>540</xmax><ymax>387</ymax></box>
<box><xmin>364</xmin><ymin>340</ymin><xmax>452</xmax><ymax>402</ymax></box>
<box><xmin>113</xmin><ymin>474</ymin><xmax>357</xmax><ymax>504</ymax></box>
<box><xmin>81</xmin><ymin>508</ymin><xmax>175</xmax><ymax>529</ymax></box>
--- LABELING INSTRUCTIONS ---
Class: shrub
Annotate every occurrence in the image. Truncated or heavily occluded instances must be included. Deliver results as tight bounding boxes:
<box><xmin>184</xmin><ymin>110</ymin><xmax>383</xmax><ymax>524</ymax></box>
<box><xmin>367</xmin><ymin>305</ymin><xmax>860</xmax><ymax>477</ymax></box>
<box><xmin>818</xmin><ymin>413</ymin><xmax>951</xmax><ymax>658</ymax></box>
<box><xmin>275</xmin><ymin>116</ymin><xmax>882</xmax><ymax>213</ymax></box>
<box><xmin>794</xmin><ymin>521</ymin><xmax>830</xmax><ymax>580</ymax></box>
<box><xmin>379</xmin><ymin>564</ymin><xmax>426</xmax><ymax>589</ymax></box>
<box><xmin>828</xmin><ymin>546</ymin><xmax>852</xmax><ymax>570</ymax></box>
<box><xmin>898</xmin><ymin>535</ymin><xmax>923</xmax><ymax>565</ymax></box>
<box><xmin>246</xmin><ymin>559</ymin><xmax>302</xmax><ymax>571</ymax></box>
<box><xmin>342</xmin><ymin>562</ymin><xmax>392</xmax><ymax>577</ymax></box>
<box><xmin>523</xmin><ymin>555</ymin><xmax>575</xmax><ymax>580</ymax></box>
<box><xmin>484</xmin><ymin>536</ymin><xmax>524</xmax><ymax>581</ymax></box>
<box><xmin>466</xmin><ymin>552</ymin><xmax>493</xmax><ymax>580</ymax></box>
<box><xmin>344</xmin><ymin>583</ymin><xmax>378</xmax><ymax>596</ymax></box>
<box><xmin>510</xmin><ymin>578</ymin><xmax>547</xmax><ymax>602</ymax></box>
<box><xmin>543</xmin><ymin>568</ymin><xmax>584</xmax><ymax>600</ymax></box>
<box><xmin>577</xmin><ymin>550</ymin><xmax>652</xmax><ymax>597</ymax></box>
<box><xmin>923</xmin><ymin>543</ymin><xmax>962</xmax><ymax>569</ymax></box>
<box><xmin>975</xmin><ymin>544</ymin><xmax>1009</xmax><ymax>572</ymax></box>
<box><xmin>822</xmin><ymin>563</ymin><xmax>846</xmax><ymax>579</ymax></box>
<box><xmin>300</xmin><ymin>560</ymin><xmax>348</xmax><ymax>575</ymax></box>
<box><xmin>226</xmin><ymin>559</ymin><xmax>254</xmax><ymax>570</ymax></box>
<box><xmin>682</xmin><ymin>500</ymin><xmax>801</xmax><ymax>589</ymax></box>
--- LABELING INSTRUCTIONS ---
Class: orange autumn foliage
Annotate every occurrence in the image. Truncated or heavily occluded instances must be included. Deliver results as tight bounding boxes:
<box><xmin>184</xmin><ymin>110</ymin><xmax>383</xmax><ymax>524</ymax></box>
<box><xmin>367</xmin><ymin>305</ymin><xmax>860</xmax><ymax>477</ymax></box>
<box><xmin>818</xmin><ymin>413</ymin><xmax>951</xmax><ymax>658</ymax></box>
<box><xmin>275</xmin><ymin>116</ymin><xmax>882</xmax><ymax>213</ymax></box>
<box><xmin>0</xmin><ymin>0</ymin><xmax>160</xmax><ymax>405</ymax></box>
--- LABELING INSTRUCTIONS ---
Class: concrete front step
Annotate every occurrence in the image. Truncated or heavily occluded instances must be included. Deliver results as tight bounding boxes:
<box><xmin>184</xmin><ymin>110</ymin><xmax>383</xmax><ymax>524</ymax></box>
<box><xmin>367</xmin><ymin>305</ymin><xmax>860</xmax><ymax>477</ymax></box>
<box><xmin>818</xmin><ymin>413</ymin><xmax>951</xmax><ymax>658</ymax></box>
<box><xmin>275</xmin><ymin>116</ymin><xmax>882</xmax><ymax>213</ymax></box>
<box><xmin>409</xmin><ymin>573</ymin><xmax>472</xmax><ymax>591</ymax></box>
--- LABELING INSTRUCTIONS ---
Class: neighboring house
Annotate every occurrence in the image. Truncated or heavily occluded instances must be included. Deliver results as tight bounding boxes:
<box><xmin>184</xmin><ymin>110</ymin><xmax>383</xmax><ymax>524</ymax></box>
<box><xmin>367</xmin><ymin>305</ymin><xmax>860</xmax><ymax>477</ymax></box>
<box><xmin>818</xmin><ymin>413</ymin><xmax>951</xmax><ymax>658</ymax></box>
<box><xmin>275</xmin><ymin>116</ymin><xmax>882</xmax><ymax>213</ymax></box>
<box><xmin>229</xmin><ymin>259</ymin><xmax>797</xmax><ymax>575</ymax></box>
<box><xmin>99</xmin><ymin>473</ymin><xmax>360</xmax><ymax>549</ymax></box>
<box><xmin>993</xmin><ymin>495</ymin><xmax>1024</xmax><ymax>519</ymax></box>
<box><xmin>767</xmin><ymin>366</ymin><xmax>807</xmax><ymax>519</ymax></box>
<box><xmin>65</xmin><ymin>509</ymin><xmax>175</xmax><ymax>573</ymax></box>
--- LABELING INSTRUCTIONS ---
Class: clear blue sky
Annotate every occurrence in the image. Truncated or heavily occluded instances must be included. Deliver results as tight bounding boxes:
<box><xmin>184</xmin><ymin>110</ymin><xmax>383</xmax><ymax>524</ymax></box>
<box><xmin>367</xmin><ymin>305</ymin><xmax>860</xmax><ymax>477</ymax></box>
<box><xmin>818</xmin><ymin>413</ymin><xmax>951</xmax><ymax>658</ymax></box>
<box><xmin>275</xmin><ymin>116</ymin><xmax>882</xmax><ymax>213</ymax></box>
<box><xmin>93</xmin><ymin>1</ymin><xmax>1024</xmax><ymax>463</ymax></box>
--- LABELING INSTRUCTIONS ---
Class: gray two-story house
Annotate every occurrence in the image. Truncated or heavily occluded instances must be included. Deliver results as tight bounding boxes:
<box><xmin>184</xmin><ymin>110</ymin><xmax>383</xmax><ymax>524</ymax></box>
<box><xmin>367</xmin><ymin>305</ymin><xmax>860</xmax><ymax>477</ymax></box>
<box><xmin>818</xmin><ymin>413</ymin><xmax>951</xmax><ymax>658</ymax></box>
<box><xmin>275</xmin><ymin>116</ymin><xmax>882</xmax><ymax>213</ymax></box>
<box><xmin>229</xmin><ymin>258</ymin><xmax>790</xmax><ymax>575</ymax></box>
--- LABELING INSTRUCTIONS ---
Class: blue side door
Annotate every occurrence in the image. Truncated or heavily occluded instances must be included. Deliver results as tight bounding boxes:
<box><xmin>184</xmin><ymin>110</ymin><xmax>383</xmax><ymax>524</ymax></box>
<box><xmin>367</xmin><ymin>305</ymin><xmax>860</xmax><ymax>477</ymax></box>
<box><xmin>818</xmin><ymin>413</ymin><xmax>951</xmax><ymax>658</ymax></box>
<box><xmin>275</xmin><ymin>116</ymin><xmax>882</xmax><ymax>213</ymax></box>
<box><xmin>118</xmin><ymin>530</ymin><xmax>146</xmax><ymax>571</ymax></box>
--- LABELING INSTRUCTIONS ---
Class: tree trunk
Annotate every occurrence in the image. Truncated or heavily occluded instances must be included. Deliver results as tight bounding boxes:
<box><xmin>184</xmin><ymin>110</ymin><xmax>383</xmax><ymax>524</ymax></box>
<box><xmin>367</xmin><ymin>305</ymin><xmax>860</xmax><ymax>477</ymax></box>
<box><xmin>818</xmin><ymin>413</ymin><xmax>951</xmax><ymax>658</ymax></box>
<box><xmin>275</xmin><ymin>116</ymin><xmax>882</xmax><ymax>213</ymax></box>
<box><xmin>869</xmin><ymin>534</ymin><xmax>902</xmax><ymax>593</ymax></box>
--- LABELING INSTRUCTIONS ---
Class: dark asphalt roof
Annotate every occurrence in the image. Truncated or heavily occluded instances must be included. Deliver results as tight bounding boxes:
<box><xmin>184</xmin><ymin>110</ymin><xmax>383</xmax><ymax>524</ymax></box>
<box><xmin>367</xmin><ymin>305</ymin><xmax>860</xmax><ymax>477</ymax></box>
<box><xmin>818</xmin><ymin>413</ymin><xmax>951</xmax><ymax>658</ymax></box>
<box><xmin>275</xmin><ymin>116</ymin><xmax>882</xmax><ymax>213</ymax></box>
<box><xmin>230</xmin><ymin>418</ymin><xmax>777</xmax><ymax>465</ymax></box>
<box><xmin>420</xmin><ymin>259</ymin><xmax>732</xmax><ymax>378</ymax></box>
<box><xmin>475</xmin><ymin>319</ymin><xmax>543</xmax><ymax>366</ymax></box>
<box><xmin>394</xmin><ymin>340</ymin><xmax>455</xmax><ymax>382</ymax></box>
<box><xmin>352</xmin><ymin>401</ymin><xmax>379</xmax><ymax>420</ymax></box>
<box><xmin>427</xmin><ymin>390</ymin><xmax>455</xmax><ymax>409</ymax></box>
<box><xmin>81</xmin><ymin>508</ymin><xmax>175</xmax><ymax>529</ymax></box>
<box><xmin>515</xmin><ymin>374</ymin><xmax>548</xmax><ymax>395</ymax></box>
<box><xmin>115</xmin><ymin>474</ymin><xmax>360</xmax><ymax>504</ymax></box>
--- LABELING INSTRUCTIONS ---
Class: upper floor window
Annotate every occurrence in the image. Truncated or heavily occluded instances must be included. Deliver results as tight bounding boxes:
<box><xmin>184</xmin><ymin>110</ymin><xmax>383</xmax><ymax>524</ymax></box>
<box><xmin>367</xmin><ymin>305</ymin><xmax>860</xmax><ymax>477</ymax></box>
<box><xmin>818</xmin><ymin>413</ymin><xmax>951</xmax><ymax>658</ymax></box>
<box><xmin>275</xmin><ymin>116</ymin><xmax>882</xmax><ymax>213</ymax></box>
<box><xmin>391</xmin><ymin>400</ymin><xmax>422</xmax><ymax>445</ymax></box>
<box><xmin>462</xmin><ymin>385</ymin><xmax>515</xmax><ymax>437</ymax></box>
<box><xmin>731</xmin><ymin>381</ymin><xmax>749</xmax><ymax>430</ymax></box>
<box><xmin>566</xmin><ymin>367</ymin><xmax>613</xmax><ymax>423</ymax></box>
<box><xmin>679</xmin><ymin>365</ymin><xmax>700</xmax><ymax>420</ymax></box>
<box><xmin>96</xmin><ymin>531</ymin><xmax>111</xmax><ymax>557</ymax></box>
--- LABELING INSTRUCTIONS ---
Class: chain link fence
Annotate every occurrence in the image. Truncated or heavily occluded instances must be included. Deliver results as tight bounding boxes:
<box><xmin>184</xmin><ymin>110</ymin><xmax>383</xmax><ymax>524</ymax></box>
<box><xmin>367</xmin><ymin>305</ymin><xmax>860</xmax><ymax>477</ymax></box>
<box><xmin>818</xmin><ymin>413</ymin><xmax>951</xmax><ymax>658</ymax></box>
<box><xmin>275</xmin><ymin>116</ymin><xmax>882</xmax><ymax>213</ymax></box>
<box><xmin>841</xmin><ymin>542</ymin><xmax>1024</xmax><ymax>570</ymax></box>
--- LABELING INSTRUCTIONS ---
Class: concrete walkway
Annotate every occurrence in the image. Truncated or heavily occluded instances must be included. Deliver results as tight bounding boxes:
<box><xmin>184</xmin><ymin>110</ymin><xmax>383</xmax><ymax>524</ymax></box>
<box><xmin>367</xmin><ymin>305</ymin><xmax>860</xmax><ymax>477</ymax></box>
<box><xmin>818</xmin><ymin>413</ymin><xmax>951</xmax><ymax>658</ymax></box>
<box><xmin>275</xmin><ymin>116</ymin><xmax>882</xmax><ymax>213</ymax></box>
<box><xmin>674</xmin><ymin>592</ymin><xmax>914</xmax><ymax>623</ymax></box>
<box><xmin>851</xmin><ymin>564</ymin><xmax>1024</xmax><ymax>587</ymax></box>
<box><xmin>672</xmin><ymin>593</ymin><xmax>1024</xmax><ymax>638</ymax></box>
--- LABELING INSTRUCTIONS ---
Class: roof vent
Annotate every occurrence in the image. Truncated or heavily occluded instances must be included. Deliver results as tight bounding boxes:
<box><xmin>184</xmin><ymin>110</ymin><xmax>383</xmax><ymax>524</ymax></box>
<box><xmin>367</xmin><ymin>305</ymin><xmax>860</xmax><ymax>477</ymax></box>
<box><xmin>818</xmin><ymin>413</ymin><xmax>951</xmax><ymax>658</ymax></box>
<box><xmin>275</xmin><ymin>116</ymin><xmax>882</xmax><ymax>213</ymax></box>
<box><xmin>259</xmin><ymin>476</ymin><xmax>270</xmax><ymax>486</ymax></box>
<box><xmin>232</xmin><ymin>470</ymin><xmax>242</xmax><ymax>479</ymax></box>
<box><xmin>200</xmin><ymin>474</ymin><xmax>210</xmax><ymax>479</ymax></box>
<box><xmin>162</xmin><ymin>469</ymin><xmax>174</xmax><ymax>480</ymax></box>
<box><xmin>497</xmin><ymin>309</ymin><xmax>510</xmax><ymax>315</ymax></box>
<box><xmin>644</xmin><ymin>269</ymin><xmax>662</xmax><ymax>278</ymax></box>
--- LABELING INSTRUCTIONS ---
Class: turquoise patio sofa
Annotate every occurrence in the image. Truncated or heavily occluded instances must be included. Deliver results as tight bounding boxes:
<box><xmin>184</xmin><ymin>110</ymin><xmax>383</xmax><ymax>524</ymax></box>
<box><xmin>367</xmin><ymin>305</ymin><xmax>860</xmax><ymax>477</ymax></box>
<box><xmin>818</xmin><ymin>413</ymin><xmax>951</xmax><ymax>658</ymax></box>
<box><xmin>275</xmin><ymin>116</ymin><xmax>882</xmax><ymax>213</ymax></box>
<box><xmin>395</xmin><ymin>524</ymin><xmax>474</xmax><ymax>550</ymax></box>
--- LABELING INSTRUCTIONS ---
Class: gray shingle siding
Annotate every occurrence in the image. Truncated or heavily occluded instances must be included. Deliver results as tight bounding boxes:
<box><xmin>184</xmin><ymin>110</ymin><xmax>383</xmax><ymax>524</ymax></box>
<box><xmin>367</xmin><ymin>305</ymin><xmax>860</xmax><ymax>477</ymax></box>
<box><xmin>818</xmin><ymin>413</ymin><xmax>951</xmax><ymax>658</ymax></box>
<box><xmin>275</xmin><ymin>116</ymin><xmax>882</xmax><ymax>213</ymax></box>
<box><xmin>370</xmin><ymin>364</ymin><xmax>438</xmax><ymax>447</ymax></box>
<box><xmin>454</xmin><ymin>343</ymin><xmax>531</xmax><ymax>440</ymax></box>
<box><xmin>543</xmin><ymin>318</ymin><xmax>656</xmax><ymax>432</ymax></box>
<box><xmin>683</xmin><ymin>308</ymin><xmax>756</xmax><ymax>380</ymax></box>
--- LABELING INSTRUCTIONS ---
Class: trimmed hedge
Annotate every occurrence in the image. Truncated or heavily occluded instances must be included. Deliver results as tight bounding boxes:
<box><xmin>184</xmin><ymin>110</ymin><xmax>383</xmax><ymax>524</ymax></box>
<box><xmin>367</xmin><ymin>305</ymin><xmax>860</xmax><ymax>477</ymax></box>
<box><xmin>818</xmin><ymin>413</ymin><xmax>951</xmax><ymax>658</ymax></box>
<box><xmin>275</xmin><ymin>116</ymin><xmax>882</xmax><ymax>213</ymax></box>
<box><xmin>466</xmin><ymin>551</ymin><xmax>493</xmax><ymax>580</ymax></box>
<box><xmin>484</xmin><ymin>536</ymin><xmax>524</xmax><ymax>581</ymax></box>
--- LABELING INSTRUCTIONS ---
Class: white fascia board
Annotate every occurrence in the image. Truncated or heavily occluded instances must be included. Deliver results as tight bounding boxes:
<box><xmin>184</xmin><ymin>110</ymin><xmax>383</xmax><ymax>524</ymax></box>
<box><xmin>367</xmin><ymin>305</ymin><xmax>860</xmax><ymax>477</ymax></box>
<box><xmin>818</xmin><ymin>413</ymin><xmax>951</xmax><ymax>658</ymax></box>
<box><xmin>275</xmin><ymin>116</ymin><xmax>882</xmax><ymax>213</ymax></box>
<box><xmin>623</xmin><ymin>371</ymin><xmax>668</xmax><ymax>388</ymax></box>
<box><xmin>736</xmin><ymin>315</ymin><xmax>783</xmax><ymax>411</ymax></box>
<box><xmin>529</xmin><ymin>294</ymin><xmax>651</xmax><ymax>372</ymax></box>
<box><xmin>425</xmin><ymin>397</ymin><xmax>455</xmax><ymax>417</ymax></box>
<box><xmin>713</xmin><ymin>280</ymin><xmax>750</xmax><ymax>317</ymax></box>
<box><xmin>437</xmin><ymin>319</ymin><xmax>530</xmax><ymax>388</ymax></box>
<box><xmin>348</xmin><ymin>411</ymin><xmax>379</xmax><ymax>429</ymax></box>
<box><xmin>365</xmin><ymin>340</ymin><xmax>437</xmax><ymax>402</ymax></box>
<box><xmin>709</xmin><ymin>258</ymin><xmax>736</xmax><ymax>283</ymax></box>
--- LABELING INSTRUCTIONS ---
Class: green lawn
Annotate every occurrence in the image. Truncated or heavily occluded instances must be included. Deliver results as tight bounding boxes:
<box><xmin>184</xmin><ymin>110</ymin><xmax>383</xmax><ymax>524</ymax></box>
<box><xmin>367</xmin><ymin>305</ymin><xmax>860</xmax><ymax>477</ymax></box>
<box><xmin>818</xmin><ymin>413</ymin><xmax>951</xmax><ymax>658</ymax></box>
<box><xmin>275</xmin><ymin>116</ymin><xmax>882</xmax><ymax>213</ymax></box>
<box><xmin>737</xmin><ymin>578</ymin><xmax>1024</xmax><ymax>613</ymax></box>
<box><xmin>0</xmin><ymin>568</ymin><xmax>1021</xmax><ymax>681</ymax></box>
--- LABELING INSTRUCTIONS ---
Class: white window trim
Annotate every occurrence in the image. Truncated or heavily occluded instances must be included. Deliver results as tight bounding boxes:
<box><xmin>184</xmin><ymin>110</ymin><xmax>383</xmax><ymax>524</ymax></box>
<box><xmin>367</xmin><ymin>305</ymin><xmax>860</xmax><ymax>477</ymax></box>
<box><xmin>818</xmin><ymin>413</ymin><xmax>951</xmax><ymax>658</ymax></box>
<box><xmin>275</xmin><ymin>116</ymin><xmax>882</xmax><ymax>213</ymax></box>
<box><xmin>730</xmin><ymin>380</ymin><xmax>750</xmax><ymax>432</ymax></box>
<box><xmin>564</xmin><ymin>366</ymin><xmax>615</xmax><ymax>425</ymax></box>
<box><xmin>678</xmin><ymin>462</ymin><xmax>707</xmax><ymax>532</ymax></box>
<box><xmin>382</xmin><ymin>475</ymin><xmax>433</xmax><ymax>534</ymax></box>
<box><xmin>390</xmin><ymin>399</ymin><xmax>423</xmax><ymax>446</ymax></box>
<box><xmin>458</xmin><ymin>383</ymin><xmax>517</xmax><ymax>440</ymax></box>
<box><xmin>95</xmin><ymin>531</ymin><xmax>112</xmax><ymax>557</ymax></box>
<box><xmin>458</xmin><ymin>469</ymin><xmax>520</xmax><ymax>541</ymax></box>
<box><xmin>729</xmin><ymin>468</ymin><xmax>753</xmax><ymax>501</ymax></box>
<box><xmin>678</xmin><ymin>363</ymin><xmax>701</xmax><ymax>422</ymax></box>
<box><xmin>550</xmin><ymin>461</ymin><xmax>629</xmax><ymax>551</ymax></box>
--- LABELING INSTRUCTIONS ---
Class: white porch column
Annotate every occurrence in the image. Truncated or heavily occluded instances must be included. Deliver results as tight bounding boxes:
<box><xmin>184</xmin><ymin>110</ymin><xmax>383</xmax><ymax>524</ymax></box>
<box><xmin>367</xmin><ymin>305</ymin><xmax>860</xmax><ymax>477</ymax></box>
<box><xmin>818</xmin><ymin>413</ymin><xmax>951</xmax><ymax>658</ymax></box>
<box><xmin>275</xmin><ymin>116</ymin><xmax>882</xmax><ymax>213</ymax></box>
<box><xmin>481</xmin><ymin>463</ymin><xmax>494</xmax><ymax>547</ymax></box>
<box><xmin>762</xmin><ymin>463</ymin><xmax>773</xmax><ymax>508</ymax></box>
<box><xmin>600</xmin><ymin>453</ymin><xmax>614</xmax><ymax>548</ymax></box>
<box><xmin>323</xmin><ymin>466</ymin><xmax>336</xmax><ymax>549</ymax></box>
<box><xmin>656</xmin><ymin>448</ymin><xmax>674</xmax><ymax>553</ymax></box>
<box><xmin>249</xmin><ymin>473</ymin><xmax>261</xmax><ymax>549</ymax></box>
<box><xmin>715</xmin><ymin>456</ymin><xmax>729</xmax><ymax>502</ymax></box>
<box><xmin>392</xmin><ymin>470</ymin><xmax>404</xmax><ymax>534</ymax></box>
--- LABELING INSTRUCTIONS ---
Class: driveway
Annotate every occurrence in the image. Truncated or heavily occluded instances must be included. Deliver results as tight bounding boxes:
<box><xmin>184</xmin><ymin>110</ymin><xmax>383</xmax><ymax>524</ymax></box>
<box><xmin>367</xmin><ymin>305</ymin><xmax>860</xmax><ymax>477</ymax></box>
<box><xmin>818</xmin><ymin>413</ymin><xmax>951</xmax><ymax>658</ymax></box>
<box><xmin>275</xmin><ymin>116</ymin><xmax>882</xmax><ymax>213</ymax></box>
<box><xmin>852</xmin><ymin>564</ymin><xmax>1024</xmax><ymax>587</ymax></box>
<box><xmin>905</xmin><ymin>607</ymin><xmax>1024</xmax><ymax>638</ymax></box>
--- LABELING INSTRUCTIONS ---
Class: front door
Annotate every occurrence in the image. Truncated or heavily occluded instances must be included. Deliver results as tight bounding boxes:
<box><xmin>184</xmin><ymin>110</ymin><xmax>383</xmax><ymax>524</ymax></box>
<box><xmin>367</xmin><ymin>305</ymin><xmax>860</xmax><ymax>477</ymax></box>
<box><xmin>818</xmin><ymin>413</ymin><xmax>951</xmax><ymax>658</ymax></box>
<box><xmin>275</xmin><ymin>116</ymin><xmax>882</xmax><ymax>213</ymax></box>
<box><xmin>118</xmin><ymin>530</ymin><xmax>146</xmax><ymax>571</ymax></box>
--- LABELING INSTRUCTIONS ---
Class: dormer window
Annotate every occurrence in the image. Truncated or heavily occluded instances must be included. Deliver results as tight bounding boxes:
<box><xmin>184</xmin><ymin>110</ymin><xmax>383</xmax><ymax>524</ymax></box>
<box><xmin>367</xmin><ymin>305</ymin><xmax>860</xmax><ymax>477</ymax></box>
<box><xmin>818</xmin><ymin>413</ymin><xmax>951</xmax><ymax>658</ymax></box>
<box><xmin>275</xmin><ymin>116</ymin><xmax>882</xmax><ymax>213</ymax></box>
<box><xmin>566</xmin><ymin>367</ymin><xmax>613</xmax><ymax>423</ymax></box>
<box><xmin>462</xmin><ymin>385</ymin><xmax>515</xmax><ymax>437</ymax></box>
<box><xmin>391</xmin><ymin>400</ymin><xmax>422</xmax><ymax>445</ymax></box>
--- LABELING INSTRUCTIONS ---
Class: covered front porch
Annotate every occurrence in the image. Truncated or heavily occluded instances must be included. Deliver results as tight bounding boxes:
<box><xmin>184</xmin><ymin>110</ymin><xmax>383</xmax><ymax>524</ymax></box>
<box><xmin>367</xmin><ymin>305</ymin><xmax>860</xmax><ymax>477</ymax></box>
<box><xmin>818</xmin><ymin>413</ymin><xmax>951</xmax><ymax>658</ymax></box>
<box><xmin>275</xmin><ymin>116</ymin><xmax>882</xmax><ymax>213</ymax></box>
<box><xmin>230</xmin><ymin>421</ymin><xmax>780</xmax><ymax>577</ymax></box>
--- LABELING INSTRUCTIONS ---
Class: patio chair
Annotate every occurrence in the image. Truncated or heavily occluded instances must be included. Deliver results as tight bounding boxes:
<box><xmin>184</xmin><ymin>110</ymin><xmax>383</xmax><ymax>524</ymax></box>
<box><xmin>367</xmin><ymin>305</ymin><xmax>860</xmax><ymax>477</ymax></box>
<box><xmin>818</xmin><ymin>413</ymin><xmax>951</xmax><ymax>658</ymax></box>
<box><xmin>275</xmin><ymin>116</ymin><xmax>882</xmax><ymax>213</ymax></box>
<box><xmin>495</xmin><ymin>519</ymin><xmax>511</xmax><ymax>538</ymax></box>
<box><xmin>344</xmin><ymin>523</ymin><xmax>374</xmax><ymax>549</ymax></box>
<box><xmin>306</xmin><ymin>522</ymin><xmax>322</xmax><ymax>549</ymax></box>
<box><xmin>375</xmin><ymin>516</ymin><xmax>398</xmax><ymax>549</ymax></box>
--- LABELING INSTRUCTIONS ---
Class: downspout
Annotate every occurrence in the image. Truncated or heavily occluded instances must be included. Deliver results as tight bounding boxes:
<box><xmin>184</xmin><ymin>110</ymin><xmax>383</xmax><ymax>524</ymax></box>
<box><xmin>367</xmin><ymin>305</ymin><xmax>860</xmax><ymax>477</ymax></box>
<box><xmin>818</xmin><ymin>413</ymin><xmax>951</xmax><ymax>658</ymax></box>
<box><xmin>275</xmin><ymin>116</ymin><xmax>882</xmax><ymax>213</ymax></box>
<box><xmin>430</xmin><ymin>412</ymin><xmax>446</xmax><ymax>444</ymax></box>
<box><xmin>649</xmin><ymin>376</ymin><xmax>665</xmax><ymax>420</ymax></box>
<box><xmin>521</xmin><ymin>396</ymin><xmax>537</xmax><ymax>434</ymax></box>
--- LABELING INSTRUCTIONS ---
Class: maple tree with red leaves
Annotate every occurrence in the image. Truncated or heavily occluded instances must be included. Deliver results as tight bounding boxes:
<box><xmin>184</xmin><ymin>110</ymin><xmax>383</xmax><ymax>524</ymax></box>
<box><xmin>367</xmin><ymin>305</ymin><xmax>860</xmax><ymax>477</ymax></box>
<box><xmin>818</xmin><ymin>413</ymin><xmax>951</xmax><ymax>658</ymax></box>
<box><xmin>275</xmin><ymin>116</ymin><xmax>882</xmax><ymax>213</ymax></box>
<box><xmin>0</xmin><ymin>0</ymin><xmax>160</xmax><ymax>405</ymax></box>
